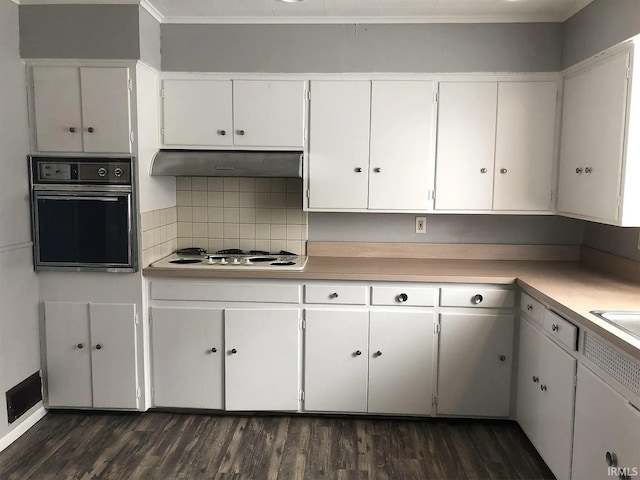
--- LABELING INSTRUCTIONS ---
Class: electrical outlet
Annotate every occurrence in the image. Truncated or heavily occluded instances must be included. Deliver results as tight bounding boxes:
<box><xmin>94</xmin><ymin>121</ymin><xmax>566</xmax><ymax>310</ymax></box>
<box><xmin>415</xmin><ymin>216</ymin><xmax>427</xmax><ymax>234</ymax></box>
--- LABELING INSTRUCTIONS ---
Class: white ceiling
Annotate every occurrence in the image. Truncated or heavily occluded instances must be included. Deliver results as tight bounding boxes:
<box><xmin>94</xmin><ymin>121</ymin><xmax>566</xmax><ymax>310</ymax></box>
<box><xmin>15</xmin><ymin>0</ymin><xmax>595</xmax><ymax>23</ymax></box>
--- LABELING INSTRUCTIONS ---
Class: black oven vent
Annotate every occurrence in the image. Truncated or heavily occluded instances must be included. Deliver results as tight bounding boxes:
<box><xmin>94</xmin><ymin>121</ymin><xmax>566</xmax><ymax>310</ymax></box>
<box><xmin>6</xmin><ymin>372</ymin><xmax>42</xmax><ymax>424</ymax></box>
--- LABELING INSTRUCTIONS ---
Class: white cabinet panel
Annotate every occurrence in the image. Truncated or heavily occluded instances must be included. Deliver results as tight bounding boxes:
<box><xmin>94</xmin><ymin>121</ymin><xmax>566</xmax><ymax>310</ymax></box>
<box><xmin>516</xmin><ymin>318</ymin><xmax>542</xmax><ymax>445</ymax></box>
<box><xmin>151</xmin><ymin>307</ymin><xmax>224</xmax><ymax>409</ymax></box>
<box><xmin>233</xmin><ymin>80</ymin><xmax>305</xmax><ymax>147</ymax></box>
<box><xmin>371</xmin><ymin>285</ymin><xmax>436</xmax><ymax>307</ymax></box>
<box><xmin>437</xmin><ymin>313</ymin><xmax>514</xmax><ymax>417</ymax></box>
<box><xmin>80</xmin><ymin>67</ymin><xmax>132</xmax><ymax>153</ymax></box>
<box><xmin>558</xmin><ymin>51</ymin><xmax>629</xmax><ymax>223</ymax></box>
<box><xmin>44</xmin><ymin>302</ymin><xmax>92</xmax><ymax>408</ymax></box>
<box><xmin>304</xmin><ymin>284</ymin><xmax>367</xmax><ymax>305</ymax></box>
<box><xmin>435</xmin><ymin>82</ymin><xmax>497</xmax><ymax>210</ymax></box>
<box><xmin>368</xmin><ymin>311</ymin><xmax>434</xmax><ymax>415</ymax></box>
<box><xmin>440</xmin><ymin>287</ymin><xmax>514</xmax><ymax>309</ymax></box>
<box><xmin>89</xmin><ymin>303</ymin><xmax>138</xmax><ymax>409</ymax></box>
<box><xmin>33</xmin><ymin>67</ymin><xmax>83</xmax><ymax>152</ymax></box>
<box><xmin>308</xmin><ymin>81</ymin><xmax>371</xmax><ymax>210</ymax></box>
<box><xmin>304</xmin><ymin>309</ymin><xmax>369</xmax><ymax>412</ymax></box>
<box><xmin>162</xmin><ymin>79</ymin><xmax>232</xmax><ymax>146</ymax></box>
<box><xmin>368</xmin><ymin>81</ymin><xmax>434</xmax><ymax>210</ymax></box>
<box><xmin>225</xmin><ymin>309</ymin><xmax>300</xmax><ymax>411</ymax></box>
<box><xmin>493</xmin><ymin>81</ymin><xmax>557</xmax><ymax>211</ymax></box>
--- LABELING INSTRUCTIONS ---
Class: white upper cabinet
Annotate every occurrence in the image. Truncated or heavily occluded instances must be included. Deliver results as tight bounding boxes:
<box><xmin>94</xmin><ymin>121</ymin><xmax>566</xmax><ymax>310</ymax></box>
<box><xmin>558</xmin><ymin>42</ymin><xmax>640</xmax><ymax>226</ymax></box>
<box><xmin>307</xmin><ymin>80</ymin><xmax>435</xmax><ymax>212</ymax></box>
<box><xmin>161</xmin><ymin>78</ymin><xmax>305</xmax><ymax>149</ymax></box>
<box><xmin>32</xmin><ymin>66</ymin><xmax>132</xmax><ymax>153</ymax></box>
<box><xmin>435</xmin><ymin>80</ymin><xmax>557</xmax><ymax>213</ymax></box>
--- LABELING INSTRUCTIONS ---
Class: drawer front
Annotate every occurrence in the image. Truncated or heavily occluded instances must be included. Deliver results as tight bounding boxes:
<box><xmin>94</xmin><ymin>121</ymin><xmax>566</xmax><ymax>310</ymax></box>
<box><xmin>440</xmin><ymin>287</ymin><xmax>514</xmax><ymax>308</ymax></box>
<box><xmin>151</xmin><ymin>282</ymin><xmax>300</xmax><ymax>303</ymax></box>
<box><xmin>520</xmin><ymin>292</ymin><xmax>545</xmax><ymax>325</ymax></box>
<box><xmin>304</xmin><ymin>285</ymin><xmax>367</xmax><ymax>305</ymax></box>
<box><xmin>544</xmin><ymin>310</ymin><xmax>578</xmax><ymax>351</ymax></box>
<box><xmin>371</xmin><ymin>286</ymin><xmax>436</xmax><ymax>307</ymax></box>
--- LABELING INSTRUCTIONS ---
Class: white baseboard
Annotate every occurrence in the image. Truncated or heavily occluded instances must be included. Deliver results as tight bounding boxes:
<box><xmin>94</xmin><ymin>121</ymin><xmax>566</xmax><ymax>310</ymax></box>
<box><xmin>0</xmin><ymin>405</ymin><xmax>47</xmax><ymax>452</ymax></box>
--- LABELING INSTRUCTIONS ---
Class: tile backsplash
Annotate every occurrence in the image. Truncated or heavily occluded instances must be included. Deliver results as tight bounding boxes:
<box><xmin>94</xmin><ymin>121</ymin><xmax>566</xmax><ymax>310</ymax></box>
<box><xmin>176</xmin><ymin>177</ymin><xmax>308</xmax><ymax>255</ymax></box>
<box><xmin>141</xmin><ymin>206</ymin><xmax>178</xmax><ymax>267</ymax></box>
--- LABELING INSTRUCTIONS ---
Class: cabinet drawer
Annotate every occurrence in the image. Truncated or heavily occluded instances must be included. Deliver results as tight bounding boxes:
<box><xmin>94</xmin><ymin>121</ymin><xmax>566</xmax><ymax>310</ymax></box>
<box><xmin>440</xmin><ymin>287</ymin><xmax>514</xmax><ymax>308</ymax></box>
<box><xmin>304</xmin><ymin>285</ymin><xmax>367</xmax><ymax>305</ymax></box>
<box><xmin>371</xmin><ymin>286</ymin><xmax>436</xmax><ymax>306</ymax></box>
<box><xmin>544</xmin><ymin>310</ymin><xmax>578</xmax><ymax>351</ymax></box>
<box><xmin>151</xmin><ymin>282</ymin><xmax>300</xmax><ymax>303</ymax></box>
<box><xmin>520</xmin><ymin>292</ymin><xmax>545</xmax><ymax>325</ymax></box>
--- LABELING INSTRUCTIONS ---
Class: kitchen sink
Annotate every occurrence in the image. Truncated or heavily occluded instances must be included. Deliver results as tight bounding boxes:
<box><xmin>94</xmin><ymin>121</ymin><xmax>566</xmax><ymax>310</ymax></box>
<box><xmin>590</xmin><ymin>311</ymin><xmax>640</xmax><ymax>339</ymax></box>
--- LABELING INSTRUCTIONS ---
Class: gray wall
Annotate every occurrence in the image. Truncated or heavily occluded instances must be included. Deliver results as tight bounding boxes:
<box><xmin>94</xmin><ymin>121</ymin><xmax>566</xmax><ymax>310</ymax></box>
<box><xmin>582</xmin><ymin>223</ymin><xmax>640</xmax><ymax>261</ymax></box>
<box><xmin>139</xmin><ymin>7</ymin><xmax>161</xmax><ymax>70</ymax></box>
<box><xmin>309</xmin><ymin>214</ymin><xmax>585</xmax><ymax>245</ymax></box>
<box><xmin>19</xmin><ymin>4</ymin><xmax>140</xmax><ymax>59</ymax></box>
<box><xmin>562</xmin><ymin>0</ymin><xmax>640</xmax><ymax>68</ymax></box>
<box><xmin>161</xmin><ymin>23</ymin><xmax>562</xmax><ymax>72</ymax></box>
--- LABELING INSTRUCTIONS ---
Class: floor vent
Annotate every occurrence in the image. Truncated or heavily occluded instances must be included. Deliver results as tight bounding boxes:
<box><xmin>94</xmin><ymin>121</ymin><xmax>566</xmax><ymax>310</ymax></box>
<box><xmin>6</xmin><ymin>372</ymin><xmax>42</xmax><ymax>424</ymax></box>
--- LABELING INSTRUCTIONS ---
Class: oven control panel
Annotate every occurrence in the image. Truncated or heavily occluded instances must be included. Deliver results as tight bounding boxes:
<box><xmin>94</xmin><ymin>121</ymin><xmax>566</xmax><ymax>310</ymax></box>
<box><xmin>31</xmin><ymin>157</ymin><xmax>133</xmax><ymax>185</ymax></box>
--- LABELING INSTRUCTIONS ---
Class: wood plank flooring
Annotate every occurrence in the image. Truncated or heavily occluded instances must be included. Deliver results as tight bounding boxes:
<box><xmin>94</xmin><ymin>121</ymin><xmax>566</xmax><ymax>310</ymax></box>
<box><xmin>0</xmin><ymin>411</ymin><xmax>555</xmax><ymax>480</ymax></box>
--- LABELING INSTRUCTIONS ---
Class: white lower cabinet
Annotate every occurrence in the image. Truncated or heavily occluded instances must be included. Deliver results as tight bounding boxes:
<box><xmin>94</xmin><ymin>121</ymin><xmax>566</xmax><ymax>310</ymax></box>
<box><xmin>151</xmin><ymin>307</ymin><xmax>224</xmax><ymax>409</ymax></box>
<box><xmin>437</xmin><ymin>312</ymin><xmax>514</xmax><ymax>417</ymax></box>
<box><xmin>303</xmin><ymin>308</ymin><xmax>435</xmax><ymax>415</ymax></box>
<box><xmin>44</xmin><ymin>301</ymin><xmax>138</xmax><ymax>409</ymax></box>
<box><xmin>225</xmin><ymin>308</ymin><xmax>300</xmax><ymax>411</ymax></box>
<box><xmin>516</xmin><ymin>317</ymin><xmax>576</xmax><ymax>480</ymax></box>
<box><xmin>572</xmin><ymin>364</ymin><xmax>640</xmax><ymax>480</ymax></box>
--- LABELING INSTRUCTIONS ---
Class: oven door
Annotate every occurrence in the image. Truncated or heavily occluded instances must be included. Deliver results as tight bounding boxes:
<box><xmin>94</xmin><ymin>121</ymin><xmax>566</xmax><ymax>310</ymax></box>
<box><xmin>32</xmin><ymin>190</ymin><xmax>137</xmax><ymax>272</ymax></box>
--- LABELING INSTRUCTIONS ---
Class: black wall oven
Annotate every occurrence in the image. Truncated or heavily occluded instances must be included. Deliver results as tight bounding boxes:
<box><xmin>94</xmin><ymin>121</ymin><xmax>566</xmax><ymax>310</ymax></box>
<box><xmin>29</xmin><ymin>156</ymin><xmax>137</xmax><ymax>272</ymax></box>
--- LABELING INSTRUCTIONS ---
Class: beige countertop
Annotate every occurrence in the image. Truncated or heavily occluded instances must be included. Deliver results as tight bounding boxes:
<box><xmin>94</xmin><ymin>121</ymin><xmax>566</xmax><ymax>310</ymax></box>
<box><xmin>144</xmin><ymin>256</ymin><xmax>640</xmax><ymax>359</ymax></box>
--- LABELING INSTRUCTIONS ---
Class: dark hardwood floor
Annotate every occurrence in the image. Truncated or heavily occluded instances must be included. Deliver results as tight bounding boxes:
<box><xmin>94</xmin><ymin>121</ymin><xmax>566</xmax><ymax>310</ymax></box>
<box><xmin>0</xmin><ymin>411</ymin><xmax>555</xmax><ymax>480</ymax></box>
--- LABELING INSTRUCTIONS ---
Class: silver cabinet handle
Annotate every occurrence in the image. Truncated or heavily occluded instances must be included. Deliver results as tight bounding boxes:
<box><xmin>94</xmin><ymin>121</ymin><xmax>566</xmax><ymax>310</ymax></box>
<box><xmin>211</xmin><ymin>347</ymin><xmax>217</xmax><ymax>353</ymax></box>
<box><xmin>480</xmin><ymin>168</ymin><xmax>488</xmax><ymax>174</ymax></box>
<box><xmin>87</xmin><ymin>127</ymin><xmax>95</xmax><ymax>133</ymax></box>
<box><xmin>585</xmin><ymin>166</ymin><xmax>592</xmax><ymax>174</ymax></box>
<box><xmin>329</xmin><ymin>292</ymin><xmax>339</xmax><ymax>299</ymax></box>
<box><xmin>499</xmin><ymin>355</ymin><xmax>506</xmax><ymax>362</ymax></box>
<box><xmin>500</xmin><ymin>168</ymin><xmax>508</xmax><ymax>174</ymax></box>
<box><xmin>77</xmin><ymin>343</ymin><xmax>84</xmax><ymax>349</ymax></box>
<box><xmin>218</xmin><ymin>130</ymin><xmax>226</xmax><ymax>136</ymax></box>
<box><xmin>576</xmin><ymin>167</ymin><xmax>583</xmax><ymax>174</ymax></box>
<box><xmin>606</xmin><ymin>451</ymin><xmax>618</xmax><ymax>467</ymax></box>
<box><xmin>396</xmin><ymin>293</ymin><xmax>408</xmax><ymax>303</ymax></box>
<box><xmin>69</xmin><ymin>127</ymin><xmax>76</xmax><ymax>133</ymax></box>
<box><xmin>230</xmin><ymin>348</ymin><xmax>237</xmax><ymax>354</ymax></box>
<box><xmin>375</xmin><ymin>350</ymin><xmax>382</xmax><ymax>357</ymax></box>
<box><xmin>95</xmin><ymin>344</ymin><xmax>102</xmax><ymax>350</ymax></box>
<box><xmin>532</xmin><ymin>376</ymin><xmax>539</xmax><ymax>383</ymax></box>
<box><xmin>237</xmin><ymin>130</ymin><xmax>245</xmax><ymax>135</ymax></box>
<box><xmin>354</xmin><ymin>167</ymin><xmax>362</xmax><ymax>173</ymax></box>
<box><xmin>552</xmin><ymin>324</ymin><xmax>559</xmax><ymax>332</ymax></box>
<box><xmin>373</xmin><ymin>167</ymin><xmax>381</xmax><ymax>173</ymax></box>
<box><xmin>471</xmin><ymin>294</ymin><xmax>483</xmax><ymax>304</ymax></box>
<box><xmin>354</xmin><ymin>350</ymin><xmax>362</xmax><ymax>356</ymax></box>
<box><xmin>540</xmin><ymin>384</ymin><xmax>547</xmax><ymax>392</ymax></box>
<box><xmin>526</xmin><ymin>304</ymin><xmax>533</xmax><ymax>311</ymax></box>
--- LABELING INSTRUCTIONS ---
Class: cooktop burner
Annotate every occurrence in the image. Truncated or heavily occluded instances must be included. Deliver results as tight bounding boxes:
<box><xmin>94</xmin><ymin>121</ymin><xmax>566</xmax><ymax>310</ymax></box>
<box><xmin>169</xmin><ymin>258</ymin><xmax>203</xmax><ymax>264</ymax></box>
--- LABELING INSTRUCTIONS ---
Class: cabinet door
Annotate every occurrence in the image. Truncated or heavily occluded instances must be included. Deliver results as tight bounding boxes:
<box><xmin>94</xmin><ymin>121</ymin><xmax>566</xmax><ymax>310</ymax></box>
<box><xmin>437</xmin><ymin>313</ymin><xmax>514</xmax><ymax>417</ymax></box>
<box><xmin>80</xmin><ymin>67</ymin><xmax>132</xmax><ymax>153</ymax></box>
<box><xmin>162</xmin><ymin>79</ymin><xmax>233</xmax><ymax>146</ymax></box>
<box><xmin>435</xmin><ymin>82</ymin><xmax>497</xmax><ymax>210</ymax></box>
<box><xmin>516</xmin><ymin>318</ymin><xmax>543</xmax><ymax>446</ymax></box>
<box><xmin>44</xmin><ymin>302</ymin><xmax>92</xmax><ymax>408</ymax></box>
<box><xmin>558</xmin><ymin>52</ymin><xmax>629</xmax><ymax>222</ymax></box>
<box><xmin>233</xmin><ymin>80</ymin><xmax>305</xmax><ymax>147</ymax></box>
<box><xmin>32</xmin><ymin>67</ymin><xmax>83</xmax><ymax>152</ymax></box>
<box><xmin>307</xmin><ymin>81</ymin><xmax>370</xmax><ymax>210</ymax></box>
<box><xmin>572</xmin><ymin>365</ymin><xmax>640</xmax><ymax>480</ymax></box>
<box><xmin>89</xmin><ymin>303</ymin><xmax>138</xmax><ymax>409</ymax></box>
<box><xmin>368</xmin><ymin>81</ymin><xmax>434</xmax><ymax>211</ymax></box>
<box><xmin>368</xmin><ymin>311</ymin><xmax>434</xmax><ymax>415</ymax></box>
<box><xmin>225</xmin><ymin>309</ymin><xmax>300</xmax><ymax>411</ymax></box>
<box><xmin>151</xmin><ymin>307</ymin><xmax>224</xmax><ymax>409</ymax></box>
<box><xmin>494</xmin><ymin>82</ymin><xmax>557</xmax><ymax>211</ymax></box>
<box><xmin>304</xmin><ymin>309</ymin><xmax>369</xmax><ymax>412</ymax></box>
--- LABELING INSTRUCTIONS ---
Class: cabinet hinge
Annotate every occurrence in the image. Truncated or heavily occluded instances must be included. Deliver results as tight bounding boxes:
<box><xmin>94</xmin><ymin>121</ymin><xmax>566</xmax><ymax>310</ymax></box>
<box><xmin>134</xmin><ymin>313</ymin><xmax>139</xmax><ymax>325</ymax></box>
<box><xmin>151</xmin><ymin>388</ymin><xmax>155</xmax><ymax>401</ymax></box>
<box><xmin>627</xmin><ymin>67</ymin><xmax>631</xmax><ymax>79</ymax></box>
<box><xmin>129</xmin><ymin>131</ymin><xmax>135</xmax><ymax>144</ymax></box>
<box><xmin>299</xmin><ymin>390</ymin><xmax>305</xmax><ymax>401</ymax></box>
<box><xmin>136</xmin><ymin>387</ymin><xmax>141</xmax><ymax>399</ymax></box>
<box><xmin>306</xmin><ymin>189</ymin><xmax>310</xmax><ymax>199</ymax></box>
<box><xmin>160</xmin><ymin>88</ymin><xmax>164</xmax><ymax>98</ymax></box>
<box><xmin>433</xmin><ymin>91</ymin><xmax>438</xmax><ymax>103</ymax></box>
<box><xmin>434</xmin><ymin>322</ymin><xmax>441</xmax><ymax>334</ymax></box>
<box><xmin>300</xmin><ymin>318</ymin><xmax>306</xmax><ymax>330</ymax></box>
<box><xmin>128</xmin><ymin>78</ymin><xmax>133</xmax><ymax>91</ymax></box>
<box><xmin>305</xmin><ymin>90</ymin><xmax>310</xmax><ymax>101</ymax></box>
<box><xmin>432</xmin><ymin>394</ymin><xmax>438</xmax><ymax>406</ymax></box>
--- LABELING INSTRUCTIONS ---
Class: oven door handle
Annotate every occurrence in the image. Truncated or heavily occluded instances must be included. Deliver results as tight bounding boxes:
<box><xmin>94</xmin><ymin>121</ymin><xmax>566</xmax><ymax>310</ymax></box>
<box><xmin>36</xmin><ymin>195</ymin><xmax>120</xmax><ymax>202</ymax></box>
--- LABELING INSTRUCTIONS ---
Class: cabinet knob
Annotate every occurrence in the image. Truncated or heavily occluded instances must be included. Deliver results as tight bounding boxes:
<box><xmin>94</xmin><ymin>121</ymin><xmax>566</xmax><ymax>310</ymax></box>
<box><xmin>329</xmin><ymin>292</ymin><xmax>339</xmax><ymax>299</ymax></box>
<box><xmin>585</xmin><ymin>166</ymin><xmax>592</xmax><ymax>174</ymax></box>
<box><xmin>499</xmin><ymin>355</ymin><xmax>506</xmax><ymax>362</ymax></box>
<box><xmin>532</xmin><ymin>375</ymin><xmax>539</xmax><ymax>383</ymax></box>
<box><xmin>471</xmin><ymin>294</ymin><xmax>483</xmax><ymax>305</ymax></box>
<box><xmin>218</xmin><ymin>130</ymin><xmax>226</xmax><ymax>136</ymax></box>
<box><xmin>211</xmin><ymin>347</ymin><xmax>217</xmax><ymax>353</ymax></box>
<box><xmin>95</xmin><ymin>344</ymin><xmax>102</xmax><ymax>350</ymax></box>
<box><xmin>354</xmin><ymin>167</ymin><xmax>362</xmax><ymax>173</ymax></box>
<box><xmin>77</xmin><ymin>343</ymin><xmax>84</xmax><ymax>349</ymax></box>
<box><xmin>354</xmin><ymin>350</ymin><xmax>362</xmax><ymax>356</ymax></box>
<box><xmin>552</xmin><ymin>323</ymin><xmax>559</xmax><ymax>332</ymax></box>
<box><xmin>526</xmin><ymin>304</ymin><xmax>533</xmax><ymax>311</ymax></box>
<box><xmin>230</xmin><ymin>348</ymin><xmax>237</xmax><ymax>354</ymax></box>
<box><xmin>500</xmin><ymin>168</ymin><xmax>508</xmax><ymax>174</ymax></box>
<box><xmin>576</xmin><ymin>167</ymin><xmax>583</xmax><ymax>174</ymax></box>
<box><xmin>237</xmin><ymin>130</ymin><xmax>245</xmax><ymax>136</ymax></box>
<box><xmin>540</xmin><ymin>384</ymin><xmax>547</xmax><ymax>392</ymax></box>
<box><xmin>375</xmin><ymin>350</ymin><xmax>382</xmax><ymax>357</ymax></box>
<box><xmin>373</xmin><ymin>167</ymin><xmax>381</xmax><ymax>173</ymax></box>
<box><xmin>69</xmin><ymin>127</ymin><xmax>76</xmax><ymax>133</ymax></box>
<box><xmin>87</xmin><ymin>127</ymin><xmax>95</xmax><ymax>133</ymax></box>
<box><xmin>396</xmin><ymin>293</ymin><xmax>408</xmax><ymax>303</ymax></box>
<box><xmin>606</xmin><ymin>451</ymin><xmax>618</xmax><ymax>467</ymax></box>
<box><xmin>480</xmin><ymin>168</ymin><xmax>488</xmax><ymax>174</ymax></box>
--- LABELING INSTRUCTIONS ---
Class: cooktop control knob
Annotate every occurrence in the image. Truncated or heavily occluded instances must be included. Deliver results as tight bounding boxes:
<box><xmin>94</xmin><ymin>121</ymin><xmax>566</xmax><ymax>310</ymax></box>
<box><xmin>243</xmin><ymin>258</ymin><xmax>252</xmax><ymax>265</ymax></box>
<box><xmin>219</xmin><ymin>258</ymin><xmax>228</xmax><ymax>265</ymax></box>
<box><xmin>114</xmin><ymin>167</ymin><xmax>124</xmax><ymax>177</ymax></box>
<box><xmin>232</xmin><ymin>257</ymin><xmax>241</xmax><ymax>265</ymax></box>
<box><xmin>97</xmin><ymin>167</ymin><xmax>107</xmax><ymax>177</ymax></box>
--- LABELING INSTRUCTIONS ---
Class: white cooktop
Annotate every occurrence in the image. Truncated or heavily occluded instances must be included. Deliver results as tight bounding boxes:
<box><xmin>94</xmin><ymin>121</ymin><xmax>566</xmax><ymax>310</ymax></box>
<box><xmin>151</xmin><ymin>253</ymin><xmax>308</xmax><ymax>271</ymax></box>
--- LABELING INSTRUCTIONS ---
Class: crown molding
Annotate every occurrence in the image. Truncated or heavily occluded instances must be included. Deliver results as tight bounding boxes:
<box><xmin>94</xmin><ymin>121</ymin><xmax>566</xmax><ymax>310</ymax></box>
<box><xmin>140</xmin><ymin>0</ymin><xmax>163</xmax><ymax>22</ymax></box>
